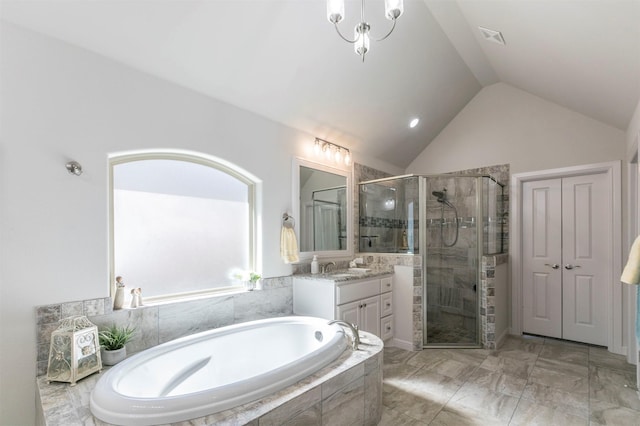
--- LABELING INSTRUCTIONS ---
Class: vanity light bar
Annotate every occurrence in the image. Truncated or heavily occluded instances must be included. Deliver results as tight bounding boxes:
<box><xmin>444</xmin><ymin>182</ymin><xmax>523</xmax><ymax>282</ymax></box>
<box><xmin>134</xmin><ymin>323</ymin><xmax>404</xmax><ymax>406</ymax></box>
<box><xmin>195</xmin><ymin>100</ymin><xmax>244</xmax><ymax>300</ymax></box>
<box><xmin>313</xmin><ymin>138</ymin><xmax>351</xmax><ymax>166</ymax></box>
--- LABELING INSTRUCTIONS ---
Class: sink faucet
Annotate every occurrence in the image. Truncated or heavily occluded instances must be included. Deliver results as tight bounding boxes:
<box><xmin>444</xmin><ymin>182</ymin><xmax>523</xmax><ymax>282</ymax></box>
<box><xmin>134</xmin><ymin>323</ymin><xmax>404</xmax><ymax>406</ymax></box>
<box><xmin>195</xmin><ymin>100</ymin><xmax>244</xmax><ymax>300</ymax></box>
<box><xmin>328</xmin><ymin>320</ymin><xmax>360</xmax><ymax>350</ymax></box>
<box><xmin>320</xmin><ymin>261</ymin><xmax>336</xmax><ymax>274</ymax></box>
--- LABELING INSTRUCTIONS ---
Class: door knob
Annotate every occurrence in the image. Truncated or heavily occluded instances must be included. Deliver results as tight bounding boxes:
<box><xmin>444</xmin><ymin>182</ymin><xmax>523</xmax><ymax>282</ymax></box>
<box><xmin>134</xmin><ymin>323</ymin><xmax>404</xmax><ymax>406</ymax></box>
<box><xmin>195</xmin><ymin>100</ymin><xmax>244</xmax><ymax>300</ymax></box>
<box><xmin>545</xmin><ymin>263</ymin><xmax>560</xmax><ymax>269</ymax></box>
<box><xmin>564</xmin><ymin>264</ymin><xmax>581</xmax><ymax>270</ymax></box>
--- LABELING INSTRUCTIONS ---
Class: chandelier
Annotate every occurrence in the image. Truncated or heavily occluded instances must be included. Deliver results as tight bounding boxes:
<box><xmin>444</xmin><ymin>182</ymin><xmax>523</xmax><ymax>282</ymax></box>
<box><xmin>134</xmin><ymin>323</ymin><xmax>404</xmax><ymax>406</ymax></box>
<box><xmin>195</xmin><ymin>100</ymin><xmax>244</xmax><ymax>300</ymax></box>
<box><xmin>326</xmin><ymin>0</ymin><xmax>404</xmax><ymax>61</ymax></box>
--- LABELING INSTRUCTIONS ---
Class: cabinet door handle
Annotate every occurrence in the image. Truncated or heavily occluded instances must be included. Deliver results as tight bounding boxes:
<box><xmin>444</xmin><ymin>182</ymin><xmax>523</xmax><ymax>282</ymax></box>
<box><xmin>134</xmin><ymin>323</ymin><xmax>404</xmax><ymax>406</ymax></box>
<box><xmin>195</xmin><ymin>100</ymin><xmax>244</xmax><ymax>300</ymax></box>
<box><xmin>386</xmin><ymin>302</ymin><xmax>391</xmax><ymax>307</ymax></box>
<box><xmin>363</xmin><ymin>303</ymin><xmax>367</xmax><ymax>308</ymax></box>
<box><xmin>359</xmin><ymin>304</ymin><xmax>363</xmax><ymax>308</ymax></box>
<box><xmin>386</xmin><ymin>325</ymin><xmax>391</xmax><ymax>331</ymax></box>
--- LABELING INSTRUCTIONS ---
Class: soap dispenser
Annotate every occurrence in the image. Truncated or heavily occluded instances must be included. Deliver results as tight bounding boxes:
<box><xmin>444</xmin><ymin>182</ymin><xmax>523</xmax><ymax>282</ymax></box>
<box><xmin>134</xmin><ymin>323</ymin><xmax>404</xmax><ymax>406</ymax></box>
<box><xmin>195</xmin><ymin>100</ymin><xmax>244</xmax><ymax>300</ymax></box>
<box><xmin>311</xmin><ymin>255</ymin><xmax>319</xmax><ymax>274</ymax></box>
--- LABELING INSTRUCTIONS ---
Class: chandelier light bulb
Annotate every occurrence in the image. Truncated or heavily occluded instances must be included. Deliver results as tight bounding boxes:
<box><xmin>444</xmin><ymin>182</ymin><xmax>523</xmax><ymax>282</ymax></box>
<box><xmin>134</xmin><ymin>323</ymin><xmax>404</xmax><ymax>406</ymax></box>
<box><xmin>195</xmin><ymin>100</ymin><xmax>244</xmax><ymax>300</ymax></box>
<box><xmin>354</xmin><ymin>23</ymin><xmax>370</xmax><ymax>58</ymax></box>
<box><xmin>385</xmin><ymin>0</ymin><xmax>404</xmax><ymax>20</ymax></box>
<box><xmin>327</xmin><ymin>0</ymin><xmax>345</xmax><ymax>24</ymax></box>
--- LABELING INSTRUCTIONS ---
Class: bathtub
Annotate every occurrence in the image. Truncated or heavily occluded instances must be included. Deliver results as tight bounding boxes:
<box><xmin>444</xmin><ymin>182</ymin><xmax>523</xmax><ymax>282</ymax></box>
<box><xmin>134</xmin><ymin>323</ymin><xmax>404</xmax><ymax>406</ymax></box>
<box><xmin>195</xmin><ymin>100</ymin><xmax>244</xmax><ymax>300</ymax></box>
<box><xmin>89</xmin><ymin>316</ymin><xmax>348</xmax><ymax>425</ymax></box>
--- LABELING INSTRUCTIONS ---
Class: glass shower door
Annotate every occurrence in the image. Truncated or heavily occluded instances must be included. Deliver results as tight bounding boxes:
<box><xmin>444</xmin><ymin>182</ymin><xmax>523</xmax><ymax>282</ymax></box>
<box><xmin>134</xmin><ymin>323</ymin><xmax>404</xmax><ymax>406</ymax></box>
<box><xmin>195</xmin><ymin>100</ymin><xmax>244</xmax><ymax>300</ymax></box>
<box><xmin>423</xmin><ymin>176</ymin><xmax>480</xmax><ymax>346</ymax></box>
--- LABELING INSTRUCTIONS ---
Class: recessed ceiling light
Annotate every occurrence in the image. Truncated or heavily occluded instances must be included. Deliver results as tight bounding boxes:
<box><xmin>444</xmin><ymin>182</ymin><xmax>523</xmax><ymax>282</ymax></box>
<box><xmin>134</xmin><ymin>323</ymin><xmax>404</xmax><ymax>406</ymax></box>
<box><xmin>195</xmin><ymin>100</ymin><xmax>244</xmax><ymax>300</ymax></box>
<box><xmin>409</xmin><ymin>118</ymin><xmax>420</xmax><ymax>128</ymax></box>
<box><xmin>478</xmin><ymin>26</ymin><xmax>505</xmax><ymax>45</ymax></box>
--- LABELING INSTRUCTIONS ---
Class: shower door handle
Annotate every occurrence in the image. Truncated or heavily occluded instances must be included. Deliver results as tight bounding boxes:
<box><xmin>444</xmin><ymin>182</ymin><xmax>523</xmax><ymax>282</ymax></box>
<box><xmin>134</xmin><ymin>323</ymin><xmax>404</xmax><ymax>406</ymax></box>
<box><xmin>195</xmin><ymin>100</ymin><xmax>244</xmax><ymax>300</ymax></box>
<box><xmin>544</xmin><ymin>263</ymin><xmax>560</xmax><ymax>269</ymax></box>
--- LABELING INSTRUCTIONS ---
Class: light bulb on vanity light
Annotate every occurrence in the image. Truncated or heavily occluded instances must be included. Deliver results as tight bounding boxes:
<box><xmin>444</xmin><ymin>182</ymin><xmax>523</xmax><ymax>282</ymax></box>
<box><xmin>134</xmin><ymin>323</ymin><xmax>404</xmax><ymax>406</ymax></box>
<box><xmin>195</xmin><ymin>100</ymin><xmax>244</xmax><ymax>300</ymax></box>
<box><xmin>344</xmin><ymin>150</ymin><xmax>351</xmax><ymax>165</ymax></box>
<box><xmin>334</xmin><ymin>148</ymin><xmax>342</xmax><ymax>163</ymax></box>
<box><xmin>324</xmin><ymin>143</ymin><xmax>332</xmax><ymax>160</ymax></box>
<box><xmin>314</xmin><ymin>139</ymin><xmax>322</xmax><ymax>155</ymax></box>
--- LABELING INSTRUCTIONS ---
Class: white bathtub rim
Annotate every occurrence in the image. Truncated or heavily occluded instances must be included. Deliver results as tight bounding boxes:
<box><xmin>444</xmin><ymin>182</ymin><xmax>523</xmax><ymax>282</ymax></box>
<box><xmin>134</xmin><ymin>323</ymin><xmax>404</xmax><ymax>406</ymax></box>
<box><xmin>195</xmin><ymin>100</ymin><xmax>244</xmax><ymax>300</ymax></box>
<box><xmin>90</xmin><ymin>316</ymin><xmax>348</xmax><ymax>425</ymax></box>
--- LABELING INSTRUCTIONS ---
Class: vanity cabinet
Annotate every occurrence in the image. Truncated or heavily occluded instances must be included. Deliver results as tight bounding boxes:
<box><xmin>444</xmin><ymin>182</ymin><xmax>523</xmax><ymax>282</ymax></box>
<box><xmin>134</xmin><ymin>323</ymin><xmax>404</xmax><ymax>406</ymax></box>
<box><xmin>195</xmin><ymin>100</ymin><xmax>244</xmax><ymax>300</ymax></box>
<box><xmin>293</xmin><ymin>275</ymin><xmax>393</xmax><ymax>341</ymax></box>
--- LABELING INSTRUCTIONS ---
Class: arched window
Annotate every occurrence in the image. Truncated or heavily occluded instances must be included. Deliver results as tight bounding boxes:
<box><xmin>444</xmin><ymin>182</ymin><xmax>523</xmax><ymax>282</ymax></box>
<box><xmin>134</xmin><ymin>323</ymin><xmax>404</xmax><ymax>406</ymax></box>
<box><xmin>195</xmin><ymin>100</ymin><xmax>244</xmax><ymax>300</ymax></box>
<box><xmin>109</xmin><ymin>151</ymin><xmax>259</xmax><ymax>302</ymax></box>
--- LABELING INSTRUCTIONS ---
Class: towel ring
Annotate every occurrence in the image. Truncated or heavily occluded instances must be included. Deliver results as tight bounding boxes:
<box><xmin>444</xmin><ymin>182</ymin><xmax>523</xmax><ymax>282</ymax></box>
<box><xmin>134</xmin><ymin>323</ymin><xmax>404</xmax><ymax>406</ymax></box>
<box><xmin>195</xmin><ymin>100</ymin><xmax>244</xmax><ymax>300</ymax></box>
<box><xmin>282</xmin><ymin>213</ymin><xmax>295</xmax><ymax>229</ymax></box>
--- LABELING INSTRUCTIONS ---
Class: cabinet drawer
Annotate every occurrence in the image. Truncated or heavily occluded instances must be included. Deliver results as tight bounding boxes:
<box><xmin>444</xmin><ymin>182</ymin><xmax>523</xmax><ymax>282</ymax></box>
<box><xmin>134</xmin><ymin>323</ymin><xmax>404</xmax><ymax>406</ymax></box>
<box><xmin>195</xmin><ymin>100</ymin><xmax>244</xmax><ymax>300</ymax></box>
<box><xmin>336</xmin><ymin>280</ymin><xmax>379</xmax><ymax>304</ymax></box>
<box><xmin>381</xmin><ymin>315</ymin><xmax>394</xmax><ymax>341</ymax></box>
<box><xmin>380</xmin><ymin>277</ymin><xmax>393</xmax><ymax>293</ymax></box>
<box><xmin>380</xmin><ymin>292</ymin><xmax>393</xmax><ymax>317</ymax></box>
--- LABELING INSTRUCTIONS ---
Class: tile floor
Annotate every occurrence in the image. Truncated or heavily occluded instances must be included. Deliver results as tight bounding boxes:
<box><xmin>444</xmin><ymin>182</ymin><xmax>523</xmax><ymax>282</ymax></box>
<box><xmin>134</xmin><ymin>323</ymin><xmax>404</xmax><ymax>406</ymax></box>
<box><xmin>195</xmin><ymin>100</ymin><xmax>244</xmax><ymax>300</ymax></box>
<box><xmin>379</xmin><ymin>335</ymin><xmax>640</xmax><ymax>425</ymax></box>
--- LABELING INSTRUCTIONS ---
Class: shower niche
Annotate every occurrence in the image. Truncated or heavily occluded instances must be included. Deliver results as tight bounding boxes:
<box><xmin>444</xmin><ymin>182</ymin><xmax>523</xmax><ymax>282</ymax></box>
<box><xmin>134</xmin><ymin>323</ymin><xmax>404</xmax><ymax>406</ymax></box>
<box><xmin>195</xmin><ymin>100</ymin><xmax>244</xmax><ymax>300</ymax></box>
<box><xmin>359</xmin><ymin>174</ymin><xmax>505</xmax><ymax>347</ymax></box>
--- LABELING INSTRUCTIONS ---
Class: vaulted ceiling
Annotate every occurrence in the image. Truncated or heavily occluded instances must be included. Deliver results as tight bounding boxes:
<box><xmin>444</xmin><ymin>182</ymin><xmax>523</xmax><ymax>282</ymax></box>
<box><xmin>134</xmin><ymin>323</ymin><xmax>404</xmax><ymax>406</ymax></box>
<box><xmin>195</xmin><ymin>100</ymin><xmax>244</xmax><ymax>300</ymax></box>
<box><xmin>2</xmin><ymin>0</ymin><xmax>639</xmax><ymax>168</ymax></box>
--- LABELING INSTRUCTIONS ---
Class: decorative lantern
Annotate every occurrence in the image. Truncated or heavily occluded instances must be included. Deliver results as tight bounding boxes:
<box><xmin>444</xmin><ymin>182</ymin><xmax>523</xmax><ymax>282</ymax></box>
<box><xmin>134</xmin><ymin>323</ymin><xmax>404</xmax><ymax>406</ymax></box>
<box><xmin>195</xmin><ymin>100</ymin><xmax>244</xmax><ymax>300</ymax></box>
<box><xmin>46</xmin><ymin>315</ymin><xmax>102</xmax><ymax>386</ymax></box>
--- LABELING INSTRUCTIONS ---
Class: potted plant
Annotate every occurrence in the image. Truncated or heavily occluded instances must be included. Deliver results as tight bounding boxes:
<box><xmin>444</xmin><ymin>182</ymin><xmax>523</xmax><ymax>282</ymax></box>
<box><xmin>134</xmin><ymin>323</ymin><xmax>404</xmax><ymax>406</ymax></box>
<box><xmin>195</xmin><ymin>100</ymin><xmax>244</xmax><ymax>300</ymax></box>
<box><xmin>233</xmin><ymin>270</ymin><xmax>261</xmax><ymax>291</ymax></box>
<box><xmin>98</xmin><ymin>324</ymin><xmax>135</xmax><ymax>366</ymax></box>
<box><xmin>247</xmin><ymin>272</ymin><xmax>261</xmax><ymax>291</ymax></box>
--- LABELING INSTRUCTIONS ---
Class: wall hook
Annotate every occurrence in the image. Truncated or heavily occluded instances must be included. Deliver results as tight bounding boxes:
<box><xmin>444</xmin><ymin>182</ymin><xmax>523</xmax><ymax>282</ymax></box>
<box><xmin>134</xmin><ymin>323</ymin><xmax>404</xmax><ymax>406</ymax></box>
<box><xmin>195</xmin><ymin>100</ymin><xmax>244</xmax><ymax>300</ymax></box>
<box><xmin>65</xmin><ymin>161</ymin><xmax>83</xmax><ymax>176</ymax></box>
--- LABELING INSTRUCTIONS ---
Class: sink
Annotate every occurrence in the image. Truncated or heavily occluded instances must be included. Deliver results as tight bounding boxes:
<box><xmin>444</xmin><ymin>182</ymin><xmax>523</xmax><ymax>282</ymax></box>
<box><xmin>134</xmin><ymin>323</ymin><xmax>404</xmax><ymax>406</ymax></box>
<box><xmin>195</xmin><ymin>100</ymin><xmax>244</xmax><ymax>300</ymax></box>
<box><xmin>348</xmin><ymin>268</ymin><xmax>372</xmax><ymax>274</ymax></box>
<box><xmin>329</xmin><ymin>273</ymin><xmax>355</xmax><ymax>278</ymax></box>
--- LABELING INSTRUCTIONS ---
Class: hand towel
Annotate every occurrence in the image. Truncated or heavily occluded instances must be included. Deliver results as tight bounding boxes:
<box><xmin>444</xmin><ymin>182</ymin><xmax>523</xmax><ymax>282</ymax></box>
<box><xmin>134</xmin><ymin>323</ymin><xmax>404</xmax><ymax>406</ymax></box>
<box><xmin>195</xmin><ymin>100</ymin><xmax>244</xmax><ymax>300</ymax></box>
<box><xmin>621</xmin><ymin>235</ymin><xmax>640</xmax><ymax>284</ymax></box>
<box><xmin>280</xmin><ymin>226</ymin><xmax>299</xmax><ymax>264</ymax></box>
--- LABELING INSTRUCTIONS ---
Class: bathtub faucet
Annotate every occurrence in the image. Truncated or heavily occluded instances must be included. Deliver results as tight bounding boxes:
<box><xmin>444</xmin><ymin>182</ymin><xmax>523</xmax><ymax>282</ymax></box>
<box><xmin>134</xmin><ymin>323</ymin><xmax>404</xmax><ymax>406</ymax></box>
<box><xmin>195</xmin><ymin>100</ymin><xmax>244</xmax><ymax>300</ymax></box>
<box><xmin>328</xmin><ymin>320</ymin><xmax>360</xmax><ymax>350</ymax></box>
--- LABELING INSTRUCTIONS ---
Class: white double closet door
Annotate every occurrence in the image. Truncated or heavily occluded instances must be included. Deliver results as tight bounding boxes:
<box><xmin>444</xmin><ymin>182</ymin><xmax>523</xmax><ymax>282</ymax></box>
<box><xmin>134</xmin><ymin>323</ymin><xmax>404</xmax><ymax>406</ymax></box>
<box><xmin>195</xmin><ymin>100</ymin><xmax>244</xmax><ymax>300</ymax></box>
<box><xmin>522</xmin><ymin>172</ymin><xmax>609</xmax><ymax>346</ymax></box>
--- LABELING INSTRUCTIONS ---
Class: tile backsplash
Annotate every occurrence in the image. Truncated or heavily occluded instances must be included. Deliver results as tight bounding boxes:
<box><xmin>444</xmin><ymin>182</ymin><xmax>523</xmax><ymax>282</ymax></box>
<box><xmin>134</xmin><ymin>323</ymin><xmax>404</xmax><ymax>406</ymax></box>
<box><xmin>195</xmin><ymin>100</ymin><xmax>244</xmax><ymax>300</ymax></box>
<box><xmin>35</xmin><ymin>276</ymin><xmax>293</xmax><ymax>376</ymax></box>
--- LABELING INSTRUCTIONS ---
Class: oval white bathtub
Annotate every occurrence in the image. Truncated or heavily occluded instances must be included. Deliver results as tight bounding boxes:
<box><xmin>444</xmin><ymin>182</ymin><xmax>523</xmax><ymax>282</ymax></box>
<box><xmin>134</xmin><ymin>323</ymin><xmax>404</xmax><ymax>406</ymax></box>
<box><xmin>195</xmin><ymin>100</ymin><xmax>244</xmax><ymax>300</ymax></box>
<box><xmin>90</xmin><ymin>316</ymin><xmax>347</xmax><ymax>425</ymax></box>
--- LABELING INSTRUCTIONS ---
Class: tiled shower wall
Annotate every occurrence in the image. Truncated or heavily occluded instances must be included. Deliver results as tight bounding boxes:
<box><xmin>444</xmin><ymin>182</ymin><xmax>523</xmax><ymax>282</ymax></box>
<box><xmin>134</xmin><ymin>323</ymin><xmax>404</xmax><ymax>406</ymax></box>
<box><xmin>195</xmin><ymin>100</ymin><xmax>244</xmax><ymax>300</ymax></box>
<box><xmin>35</xmin><ymin>277</ymin><xmax>293</xmax><ymax>375</ymax></box>
<box><xmin>480</xmin><ymin>253</ymin><xmax>509</xmax><ymax>350</ymax></box>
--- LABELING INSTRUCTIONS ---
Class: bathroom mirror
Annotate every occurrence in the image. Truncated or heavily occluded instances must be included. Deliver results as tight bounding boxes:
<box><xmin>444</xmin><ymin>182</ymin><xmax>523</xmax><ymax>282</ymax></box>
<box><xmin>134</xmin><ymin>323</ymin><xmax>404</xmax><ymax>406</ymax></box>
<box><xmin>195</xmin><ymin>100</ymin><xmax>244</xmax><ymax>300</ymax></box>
<box><xmin>293</xmin><ymin>158</ymin><xmax>353</xmax><ymax>260</ymax></box>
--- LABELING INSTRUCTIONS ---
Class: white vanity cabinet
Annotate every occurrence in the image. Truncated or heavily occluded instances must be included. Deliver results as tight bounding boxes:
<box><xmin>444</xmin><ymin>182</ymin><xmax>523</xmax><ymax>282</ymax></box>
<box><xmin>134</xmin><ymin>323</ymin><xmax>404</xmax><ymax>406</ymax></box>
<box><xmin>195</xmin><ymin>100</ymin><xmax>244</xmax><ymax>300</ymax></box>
<box><xmin>293</xmin><ymin>275</ymin><xmax>393</xmax><ymax>341</ymax></box>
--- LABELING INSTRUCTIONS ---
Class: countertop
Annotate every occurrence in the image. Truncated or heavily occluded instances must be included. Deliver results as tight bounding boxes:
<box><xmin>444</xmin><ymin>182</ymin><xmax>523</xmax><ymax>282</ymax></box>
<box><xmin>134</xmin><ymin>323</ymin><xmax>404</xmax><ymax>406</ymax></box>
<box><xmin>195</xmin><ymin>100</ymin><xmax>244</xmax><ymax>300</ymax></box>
<box><xmin>293</xmin><ymin>268</ymin><xmax>394</xmax><ymax>283</ymax></box>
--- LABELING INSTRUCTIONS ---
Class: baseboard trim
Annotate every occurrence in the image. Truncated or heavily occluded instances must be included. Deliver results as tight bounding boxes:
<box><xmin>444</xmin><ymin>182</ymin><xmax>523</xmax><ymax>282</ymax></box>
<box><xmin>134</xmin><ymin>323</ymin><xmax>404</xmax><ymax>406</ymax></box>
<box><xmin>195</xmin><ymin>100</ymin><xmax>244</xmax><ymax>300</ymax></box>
<box><xmin>389</xmin><ymin>338</ymin><xmax>415</xmax><ymax>351</ymax></box>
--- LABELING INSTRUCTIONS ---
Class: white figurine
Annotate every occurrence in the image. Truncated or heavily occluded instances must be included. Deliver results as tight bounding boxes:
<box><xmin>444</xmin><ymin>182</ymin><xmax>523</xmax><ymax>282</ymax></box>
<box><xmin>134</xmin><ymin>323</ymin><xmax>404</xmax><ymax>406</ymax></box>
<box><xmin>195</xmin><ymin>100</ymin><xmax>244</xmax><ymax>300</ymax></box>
<box><xmin>130</xmin><ymin>288</ymin><xmax>144</xmax><ymax>308</ymax></box>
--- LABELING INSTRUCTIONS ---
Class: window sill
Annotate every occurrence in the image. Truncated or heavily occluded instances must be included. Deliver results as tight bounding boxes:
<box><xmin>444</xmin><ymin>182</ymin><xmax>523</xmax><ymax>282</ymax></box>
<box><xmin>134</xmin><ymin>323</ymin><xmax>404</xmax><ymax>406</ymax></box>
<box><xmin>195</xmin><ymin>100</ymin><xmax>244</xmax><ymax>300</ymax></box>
<box><xmin>125</xmin><ymin>285</ymin><xmax>248</xmax><ymax>308</ymax></box>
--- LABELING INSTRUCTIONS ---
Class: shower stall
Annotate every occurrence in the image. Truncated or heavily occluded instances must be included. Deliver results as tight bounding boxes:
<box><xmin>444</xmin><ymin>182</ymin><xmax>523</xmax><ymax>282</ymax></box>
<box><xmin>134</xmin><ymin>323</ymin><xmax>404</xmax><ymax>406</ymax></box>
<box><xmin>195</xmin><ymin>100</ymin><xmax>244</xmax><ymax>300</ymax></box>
<box><xmin>359</xmin><ymin>174</ymin><xmax>505</xmax><ymax>347</ymax></box>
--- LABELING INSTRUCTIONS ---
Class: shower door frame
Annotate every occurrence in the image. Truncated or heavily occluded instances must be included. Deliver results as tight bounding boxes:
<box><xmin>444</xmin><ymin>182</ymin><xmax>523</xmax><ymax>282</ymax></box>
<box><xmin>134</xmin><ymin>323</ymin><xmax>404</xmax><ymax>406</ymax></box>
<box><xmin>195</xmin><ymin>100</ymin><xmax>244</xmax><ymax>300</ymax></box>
<box><xmin>357</xmin><ymin>174</ymin><xmax>501</xmax><ymax>349</ymax></box>
<box><xmin>421</xmin><ymin>176</ymin><xmax>484</xmax><ymax>349</ymax></box>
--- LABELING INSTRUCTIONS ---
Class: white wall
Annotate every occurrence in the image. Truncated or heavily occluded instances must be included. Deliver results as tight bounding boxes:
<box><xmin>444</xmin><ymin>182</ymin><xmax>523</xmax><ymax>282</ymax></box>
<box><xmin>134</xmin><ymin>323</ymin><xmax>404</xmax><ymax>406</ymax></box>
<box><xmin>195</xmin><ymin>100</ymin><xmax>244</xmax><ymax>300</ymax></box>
<box><xmin>0</xmin><ymin>23</ymin><xmax>400</xmax><ymax>424</ymax></box>
<box><xmin>391</xmin><ymin>265</ymin><xmax>414</xmax><ymax>351</ymax></box>
<box><xmin>406</xmin><ymin>83</ymin><xmax>626</xmax><ymax>175</ymax></box>
<box><xmin>627</xmin><ymin>99</ymin><xmax>640</xmax><ymax>155</ymax></box>
<box><xmin>624</xmin><ymin>99</ymin><xmax>640</xmax><ymax>391</ymax></box>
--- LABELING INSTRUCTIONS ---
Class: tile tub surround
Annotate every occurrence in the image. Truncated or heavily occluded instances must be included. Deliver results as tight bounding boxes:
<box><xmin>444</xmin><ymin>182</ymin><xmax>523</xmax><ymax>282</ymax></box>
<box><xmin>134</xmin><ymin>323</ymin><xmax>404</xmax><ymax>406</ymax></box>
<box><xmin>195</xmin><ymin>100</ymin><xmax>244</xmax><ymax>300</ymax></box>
<box><xmin>35</xmin><ymin>276</ymin><xmax>293</xmax><ymax>376</ymax></box>
<box><xmin>36</xmin><ymin>331</ymin><xmax>384</xmax><ymax>426</ymax></box>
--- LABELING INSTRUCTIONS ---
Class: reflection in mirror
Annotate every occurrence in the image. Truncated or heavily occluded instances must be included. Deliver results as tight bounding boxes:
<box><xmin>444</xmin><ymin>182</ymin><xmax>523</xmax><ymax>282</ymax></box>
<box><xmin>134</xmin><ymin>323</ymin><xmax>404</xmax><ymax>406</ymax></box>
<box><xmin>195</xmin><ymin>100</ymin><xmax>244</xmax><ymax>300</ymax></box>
<box><xmin>299</xmin><ymin>167</ymin><xmax>346</xmax><ymax>251</ymax></box>
<box><xmin>294</xmin><ymin>159</ymin><xmax>352</xmax><ymax>259</ymax></box>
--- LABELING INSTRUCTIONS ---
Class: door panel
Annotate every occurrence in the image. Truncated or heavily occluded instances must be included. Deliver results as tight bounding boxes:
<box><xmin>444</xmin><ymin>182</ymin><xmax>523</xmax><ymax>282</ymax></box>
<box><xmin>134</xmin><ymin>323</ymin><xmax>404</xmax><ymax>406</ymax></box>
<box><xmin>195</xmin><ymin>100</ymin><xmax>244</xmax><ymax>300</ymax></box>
<box><xmin>561</xmin><ymin>173</ymin><xmax>608</xmax><ymax>345</ymax></box>
<box><xmin>523</xmin><ymin>179</ymin><xmax>563</xmax><ymax>338</ymax></box>
<box><xmin>532</xmin><ymin>273</ymin><xmax>553</xmax><ymax>319</ymax></box>
<box><xmin>573</xmin><ymin>275</ymin><xmax>594</xmax><ymax>324</ymax></box>
<box><xmin>360</xmin><ymin>296</ymin><xmax>381</xmax><ymax>336</ymax></box>
<box><xmin>337</xmin><ymin>301</ymin><xmax>359</xmax><ymax>328</ymax></box>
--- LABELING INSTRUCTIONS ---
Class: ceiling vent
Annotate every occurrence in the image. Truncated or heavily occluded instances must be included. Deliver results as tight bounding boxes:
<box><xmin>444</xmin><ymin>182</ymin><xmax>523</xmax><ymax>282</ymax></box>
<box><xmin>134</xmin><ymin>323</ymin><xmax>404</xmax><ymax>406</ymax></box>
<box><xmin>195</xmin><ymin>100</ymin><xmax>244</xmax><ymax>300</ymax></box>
<box><xmin>478</xmin><ymin>26</ymin><xmax>505</xmax><ymax>45</ymax></box>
